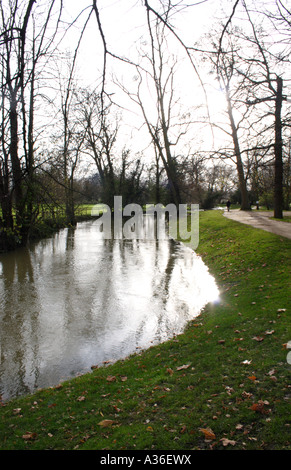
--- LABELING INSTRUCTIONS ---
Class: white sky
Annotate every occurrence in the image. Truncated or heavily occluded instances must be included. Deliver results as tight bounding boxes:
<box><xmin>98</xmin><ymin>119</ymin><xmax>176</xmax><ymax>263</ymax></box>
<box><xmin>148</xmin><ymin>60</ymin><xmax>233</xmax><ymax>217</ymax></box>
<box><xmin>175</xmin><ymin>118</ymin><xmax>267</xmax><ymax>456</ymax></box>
<box><xmin>58</xmin><ymin>0</ymin><xmax>226</xmax><ymax>156</ymax></box>
<box><xmin>38</xmin><ymin>0</ymin><xmax>290</xmax><ymax>170</ymax></box>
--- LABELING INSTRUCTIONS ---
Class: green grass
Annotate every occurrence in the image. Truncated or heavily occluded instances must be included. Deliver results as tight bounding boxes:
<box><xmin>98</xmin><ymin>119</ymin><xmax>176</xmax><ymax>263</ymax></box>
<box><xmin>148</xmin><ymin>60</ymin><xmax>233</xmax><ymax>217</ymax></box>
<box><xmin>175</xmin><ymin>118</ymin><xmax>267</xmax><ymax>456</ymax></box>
<box><xmin>0</xmin><ymin>210</ymin><xmax>290</xmax><ymax>450</ymax></box>
<box><xmin>271</xmin><ymin>216</ymin><xmax>291</xmax><ymax>223</ymax></box>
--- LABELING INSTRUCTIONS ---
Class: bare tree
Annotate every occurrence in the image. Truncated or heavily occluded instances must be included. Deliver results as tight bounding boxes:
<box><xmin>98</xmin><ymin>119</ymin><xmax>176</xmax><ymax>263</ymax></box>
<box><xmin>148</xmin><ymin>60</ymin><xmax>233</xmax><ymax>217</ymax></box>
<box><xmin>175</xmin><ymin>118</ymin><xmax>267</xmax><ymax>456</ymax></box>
<box><xmin>235</xmin><ymin>1</ymin><xmax>290</xmax><ymax>218</ymax></box>
<box><xmin>200</xmin><ymin>27</ymin><xmax>252</xmax><ymax>210</ymax></box>
<box><xmin>75</xmin><ymin>88</ymin><xmax>120</xmax><ymax>207</ymax></box>
<box><xmin>0</xmin><ymin>0</ymin><xmax>63</xmax><ymax>247</ymax></box>
<box><xmin>116</xmin><ymin>5</ymin><xmax>198</xmax><ymax>206</ymax></box>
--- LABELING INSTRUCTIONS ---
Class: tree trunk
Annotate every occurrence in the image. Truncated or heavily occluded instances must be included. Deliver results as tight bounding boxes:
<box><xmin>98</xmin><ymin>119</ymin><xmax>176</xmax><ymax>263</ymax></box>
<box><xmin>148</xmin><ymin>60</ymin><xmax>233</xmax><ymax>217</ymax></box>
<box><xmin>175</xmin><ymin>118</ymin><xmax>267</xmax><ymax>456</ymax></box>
<box><xmin>155</xmin><ymin>148</ymin><xmax>161</xmax><ymax>204</ymax></box>
<box><xmin>10</xmin><ymin>95</ymin><xmax>24</xmax><ymax>225</ymax></box>
<box><xmin>226</xmin><ymin>89</ymin><xmax>251</xmax><ymax>211</ymax></box>
<box><xmin>65</xmin><ymin>180</ymin><xmax>76</xmax><ymax>226</ymax></box>
<box><xmin>284</xmin><ymin>138</ymin><xmax>291</xmax><ymax>210</ymax></box>
<box><xmin>274</xmin><ymin>76</ymin><xmax>284</xmax><ymax>219</ymax></box>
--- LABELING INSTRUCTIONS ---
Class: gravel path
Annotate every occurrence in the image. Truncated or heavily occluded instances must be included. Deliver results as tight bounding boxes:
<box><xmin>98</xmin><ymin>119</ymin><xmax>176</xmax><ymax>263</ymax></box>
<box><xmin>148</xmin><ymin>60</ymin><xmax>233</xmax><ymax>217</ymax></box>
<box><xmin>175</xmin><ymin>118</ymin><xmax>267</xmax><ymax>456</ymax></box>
<box><xmin>223</xmin><ymin>209</ymin><xmax>291</xmax><ymax>240</ymax></box>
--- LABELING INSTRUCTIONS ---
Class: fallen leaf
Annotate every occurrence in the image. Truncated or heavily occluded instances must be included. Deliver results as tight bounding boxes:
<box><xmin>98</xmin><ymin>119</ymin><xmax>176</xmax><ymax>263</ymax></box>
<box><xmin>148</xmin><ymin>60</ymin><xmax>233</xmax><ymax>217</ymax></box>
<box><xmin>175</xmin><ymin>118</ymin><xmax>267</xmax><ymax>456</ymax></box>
<box><xmin>252</xmin><ymin>336</ymin><xmax>264</xmax><ymax>342</ymax></box>
<box><xmin>22</xmin><ymin>432</ymin><xmax>37</xmax><ymax>441</ymax></box>
<box><xmin>120</xmin><ymin>376</ymin><xmax>127</xmax><ymax>382</ymax></box>
<box><xmin>106</xmin><ymin>375</ymin><xmax>116</xmax><ymax>382</ymax></box>
<box><xmin>220</xmin><ymin>438</ymin><xmax>236</xmax><ymax>447</ymax></box>
<box><xmin>176</xmin><ymin>364</ymin><xmax>191</xmax><ymax>371</ymax></box>
<box><xmin>251</xmin><ymin>403</ymin><xmax>268</xmax><ymax>414</ymax></box>
<box><xmin>98</xmin><ymin>419</ymin><xmax>115</xmax><ymax>428</ymax></box>
<box><xmin>77</xmin><ymin>396</ymin><xmax>86</xmax><ymax>402</ymax></box>
<box><xmin>236</xmin><ymin>424</ymin><xmax>244</xmax><ymax>430</ymax></box>
<box><xmin>166</xmin><ymin>368</ymin><xmax>174</xmax><ymax>375</ymax></box>
<box><xmin>199</xmin><ymin>427</ymin><xmax>216</xmax><ymax>440</ymax></box>
<box><xmin>248</xmin><ymin>375</ymin><xmax>257</xmax><ymax>381</ymax></box>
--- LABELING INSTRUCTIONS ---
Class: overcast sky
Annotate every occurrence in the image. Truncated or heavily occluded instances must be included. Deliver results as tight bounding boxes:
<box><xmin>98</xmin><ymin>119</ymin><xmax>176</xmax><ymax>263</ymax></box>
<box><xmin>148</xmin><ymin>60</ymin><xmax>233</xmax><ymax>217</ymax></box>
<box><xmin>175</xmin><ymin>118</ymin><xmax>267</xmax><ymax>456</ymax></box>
<box><xmin>40</xmin><ymin>0</ymin><xmax>289</xmax><ymax>166</ymax></box>
<box><xmin>56</xmin><ymin>1</ymin><xmax>227</xmax><ymax>154</ymax></box>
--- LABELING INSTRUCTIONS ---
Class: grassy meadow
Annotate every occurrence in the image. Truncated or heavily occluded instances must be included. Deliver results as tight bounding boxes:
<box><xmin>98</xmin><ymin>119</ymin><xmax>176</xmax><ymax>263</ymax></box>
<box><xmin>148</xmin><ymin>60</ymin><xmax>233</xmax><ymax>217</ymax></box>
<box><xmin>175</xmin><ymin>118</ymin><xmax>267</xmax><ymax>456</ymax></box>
<box><xmin>0</xmin><ymin>209</ymin><xmax>290</xmax><ymax>450</ymax></box>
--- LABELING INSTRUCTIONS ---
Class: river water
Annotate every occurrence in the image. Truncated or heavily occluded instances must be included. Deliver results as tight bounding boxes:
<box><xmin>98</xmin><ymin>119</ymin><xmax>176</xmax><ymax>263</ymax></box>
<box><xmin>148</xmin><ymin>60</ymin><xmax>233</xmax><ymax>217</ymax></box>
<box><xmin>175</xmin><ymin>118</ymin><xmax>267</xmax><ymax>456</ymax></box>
<box><xmin>0</xmin><ymin>218</ymin><xmax>219</xmax><ymax>401</ymax></box>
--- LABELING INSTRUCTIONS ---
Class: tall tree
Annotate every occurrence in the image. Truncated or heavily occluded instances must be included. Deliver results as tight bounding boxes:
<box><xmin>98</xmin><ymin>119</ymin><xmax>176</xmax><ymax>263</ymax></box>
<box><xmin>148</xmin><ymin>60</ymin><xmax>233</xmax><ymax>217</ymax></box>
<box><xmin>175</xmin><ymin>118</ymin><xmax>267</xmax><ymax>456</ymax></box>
<box><xmin>201</xmin><ymin>28</ymin><xmax>252</xmax><ymax>210</ymax></box>
<box><xmin>116</xmin><ymin>4</ymin><xmax>196</xmax><ymax>206</ymax></box>
<box><xmin>236</xmin><ymin>1</ymin><xmax>290</xmax><ymax>218</ymax></box>
<box><xmin>75</xmin><ymin>88</ymin><xmax>119</xmax><ymax>207</ymax></box>
<box><xmin>0</xmin><ymin>0</ymin><xmax>63</xmax><ymax>247</ymax></box>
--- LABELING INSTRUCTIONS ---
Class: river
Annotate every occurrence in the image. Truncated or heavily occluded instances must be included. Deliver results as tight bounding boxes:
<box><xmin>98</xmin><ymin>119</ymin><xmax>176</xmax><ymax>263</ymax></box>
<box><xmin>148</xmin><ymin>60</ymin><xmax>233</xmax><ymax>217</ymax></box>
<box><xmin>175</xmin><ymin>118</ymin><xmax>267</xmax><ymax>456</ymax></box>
<box><xmin>0</xmin><ymin>218</ymin><xmax>219</xmax><ymax>401</ymax></box>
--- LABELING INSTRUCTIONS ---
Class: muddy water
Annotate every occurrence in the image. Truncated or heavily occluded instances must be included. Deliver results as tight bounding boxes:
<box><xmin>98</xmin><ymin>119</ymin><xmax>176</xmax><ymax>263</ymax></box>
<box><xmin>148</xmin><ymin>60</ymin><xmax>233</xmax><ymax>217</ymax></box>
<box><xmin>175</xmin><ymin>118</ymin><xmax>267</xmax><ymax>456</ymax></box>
<box><xmin>0</xmin><ymin>219</ymin><xmax>219</xmax><ymax>401</ymax></box>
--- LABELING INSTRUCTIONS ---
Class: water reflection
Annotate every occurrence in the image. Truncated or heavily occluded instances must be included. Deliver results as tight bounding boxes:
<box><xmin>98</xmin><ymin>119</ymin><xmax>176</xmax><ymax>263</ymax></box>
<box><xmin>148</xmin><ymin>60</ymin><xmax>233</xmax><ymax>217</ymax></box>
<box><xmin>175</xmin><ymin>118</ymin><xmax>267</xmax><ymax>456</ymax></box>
<box><xmin>0</xmin><ymin>218</ymin><xmax>219</xmax><ymax>401</ymax></box>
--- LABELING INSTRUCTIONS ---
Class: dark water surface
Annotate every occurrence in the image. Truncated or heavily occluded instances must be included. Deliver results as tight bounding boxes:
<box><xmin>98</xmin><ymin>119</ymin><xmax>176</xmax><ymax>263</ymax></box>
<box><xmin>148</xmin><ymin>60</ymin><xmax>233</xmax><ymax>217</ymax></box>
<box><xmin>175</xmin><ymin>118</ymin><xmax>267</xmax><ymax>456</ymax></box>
<box><xmin>0</xmin><ymin>219</ymin><xmax>219</xmax><ymax>401</ymax></box>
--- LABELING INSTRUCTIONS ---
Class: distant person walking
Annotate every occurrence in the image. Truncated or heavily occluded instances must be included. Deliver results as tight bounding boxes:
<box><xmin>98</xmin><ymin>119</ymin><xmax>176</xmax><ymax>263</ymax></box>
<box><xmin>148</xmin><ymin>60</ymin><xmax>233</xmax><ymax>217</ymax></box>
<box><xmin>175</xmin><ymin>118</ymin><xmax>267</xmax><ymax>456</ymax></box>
<box><xmin>226</xmin><ymin>200</ymin><xmax>231</xmax><ymax>212</ymax></box>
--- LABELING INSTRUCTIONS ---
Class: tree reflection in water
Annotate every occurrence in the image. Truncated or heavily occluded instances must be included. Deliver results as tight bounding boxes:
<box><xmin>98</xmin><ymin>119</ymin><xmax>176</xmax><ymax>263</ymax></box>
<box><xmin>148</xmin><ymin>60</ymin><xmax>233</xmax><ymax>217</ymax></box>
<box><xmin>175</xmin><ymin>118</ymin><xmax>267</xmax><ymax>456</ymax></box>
<box><xmin>0</xmin><ymin>218</ymin><xmax>219</xmax><ymax>401</ymax></box>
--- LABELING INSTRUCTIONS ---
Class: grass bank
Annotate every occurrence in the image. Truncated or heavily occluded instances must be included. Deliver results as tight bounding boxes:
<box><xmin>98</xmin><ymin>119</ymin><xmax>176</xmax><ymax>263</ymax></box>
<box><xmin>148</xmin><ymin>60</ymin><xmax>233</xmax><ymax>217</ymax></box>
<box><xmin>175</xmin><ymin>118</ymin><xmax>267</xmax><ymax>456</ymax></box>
<box><xmin>0</xmin><ymin>204</ymin><xmax>96</xmax><ymax>252</ymax></box>
<box><xmin>0</xmin><ymin>210</ymin><xmax>290</xmax><ymax>450</ymax></box>
<box><xmin>28</xmin><ymin>204</ymin><xmax>96</xmax><ymax>242</ymax></box>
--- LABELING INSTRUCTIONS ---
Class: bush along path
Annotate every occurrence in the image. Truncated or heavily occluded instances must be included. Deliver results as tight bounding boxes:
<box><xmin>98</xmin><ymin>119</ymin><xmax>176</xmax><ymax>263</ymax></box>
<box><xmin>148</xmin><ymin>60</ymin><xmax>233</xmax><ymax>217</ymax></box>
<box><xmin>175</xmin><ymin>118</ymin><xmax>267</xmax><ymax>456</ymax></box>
<box><xmin>0</xmin><ymin>210</ymin><xmax>290</xmax><ymax>450</ymax></box>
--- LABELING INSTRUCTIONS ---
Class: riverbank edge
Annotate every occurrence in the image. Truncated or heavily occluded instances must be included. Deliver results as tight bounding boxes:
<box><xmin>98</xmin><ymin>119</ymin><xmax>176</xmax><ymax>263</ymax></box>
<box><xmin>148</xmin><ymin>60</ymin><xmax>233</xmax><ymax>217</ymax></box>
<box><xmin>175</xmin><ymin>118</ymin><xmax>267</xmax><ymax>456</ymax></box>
<box><xmin>0</xmin><ymin>209</ymin><xmax>97</xmax><ymax>253</ymax></box>
<box><xmin>0</xmin><ymin>210</ymin><xmax>290</xmax><ymax>450</ymax></box>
